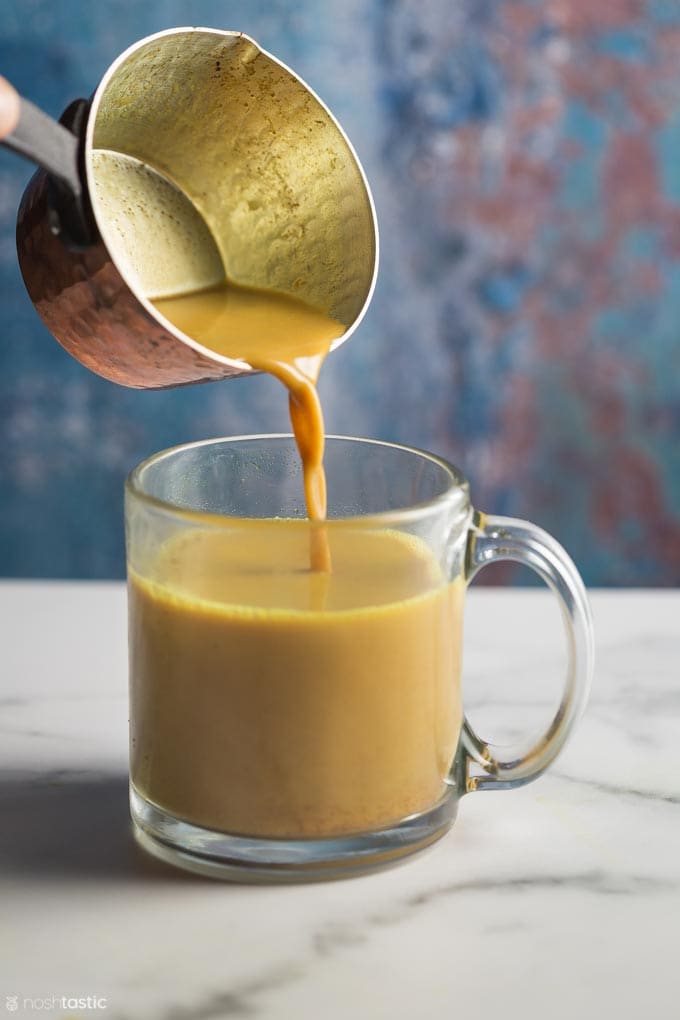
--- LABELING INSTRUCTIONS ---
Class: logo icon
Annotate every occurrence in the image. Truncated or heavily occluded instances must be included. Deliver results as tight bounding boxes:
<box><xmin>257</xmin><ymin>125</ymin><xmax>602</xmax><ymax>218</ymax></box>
<box><xmin>5</xmin><ymin>997</ymin><xmax>18</xmax><ymax>1013</ymax></box>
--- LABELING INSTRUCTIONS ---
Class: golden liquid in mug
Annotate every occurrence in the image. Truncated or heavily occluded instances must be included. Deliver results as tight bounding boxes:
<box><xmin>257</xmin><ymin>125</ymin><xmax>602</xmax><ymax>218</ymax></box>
<box><xmin>133</xmin><ymin>281</ymin><xmax>461</xmax><ymax>838</ymax></box>
<box><xmin>129</xmin><ymin>524</ymin><xmax>463</xmax><ymax>837</ymax></box>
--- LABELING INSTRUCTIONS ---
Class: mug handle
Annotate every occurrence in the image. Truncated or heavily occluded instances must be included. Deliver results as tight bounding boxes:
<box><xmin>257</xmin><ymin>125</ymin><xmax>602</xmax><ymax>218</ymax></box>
<box><xmin>461</xmin><ymin>511</ymin><xmax>594</xmax><ymax>792</ymax></box>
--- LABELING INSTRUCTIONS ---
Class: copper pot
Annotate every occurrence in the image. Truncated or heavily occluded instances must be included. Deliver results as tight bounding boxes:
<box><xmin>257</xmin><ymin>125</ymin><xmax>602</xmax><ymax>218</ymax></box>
<box><xmin>8</xmin><ymin>27</ymin><xmax>378</xmax><ymax>389</ymax></box>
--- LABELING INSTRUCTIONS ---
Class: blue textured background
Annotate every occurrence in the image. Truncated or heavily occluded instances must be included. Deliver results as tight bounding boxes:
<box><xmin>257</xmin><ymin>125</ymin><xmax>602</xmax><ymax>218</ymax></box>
<box><xmin>1</xmin><ymin>0</ymin><xmax>680</xmax><ymax>583</ymax></box>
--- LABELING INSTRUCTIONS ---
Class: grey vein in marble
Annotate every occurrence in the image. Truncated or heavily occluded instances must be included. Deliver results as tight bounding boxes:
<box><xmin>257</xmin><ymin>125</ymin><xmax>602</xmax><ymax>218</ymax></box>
<box><xmin>551</xmin><ymin>770</ymin><xmax>680</xmax><ymax>806</ymax></box>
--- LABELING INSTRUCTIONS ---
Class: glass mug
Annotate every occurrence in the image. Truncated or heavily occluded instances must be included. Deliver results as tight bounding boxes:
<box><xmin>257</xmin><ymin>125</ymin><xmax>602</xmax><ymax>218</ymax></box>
<box><xmin>125</xmin><ymin>435</ymin><xmax>593</xmax><ymax>880</ymax></box>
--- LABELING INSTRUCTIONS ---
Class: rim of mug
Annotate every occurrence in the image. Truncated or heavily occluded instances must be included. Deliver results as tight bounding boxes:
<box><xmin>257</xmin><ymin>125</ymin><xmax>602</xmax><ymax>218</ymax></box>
<box><xmin>85</xmin><ymin>26</ymin><xmax>380</xmax><ymax>376</ymax></box>
<box><xmin>125</xmin><ymin>434</ymin><xmax>471</xmax><ymax>527</ymax></box>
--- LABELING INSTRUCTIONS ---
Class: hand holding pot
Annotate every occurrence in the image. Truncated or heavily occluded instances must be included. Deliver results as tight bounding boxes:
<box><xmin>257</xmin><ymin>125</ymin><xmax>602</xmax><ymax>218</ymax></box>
<box><xmin>0</xmin><ymin>77</ymin><xmax>19</xmax><ymax>138</ymax></box>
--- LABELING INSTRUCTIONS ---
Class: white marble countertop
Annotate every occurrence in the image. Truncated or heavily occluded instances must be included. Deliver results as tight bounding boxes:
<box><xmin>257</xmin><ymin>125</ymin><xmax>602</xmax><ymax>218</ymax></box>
<box><xmin>1</xmin><ymin>582</ymin><xmax>679</xmax><ymax>1019</ymax></box>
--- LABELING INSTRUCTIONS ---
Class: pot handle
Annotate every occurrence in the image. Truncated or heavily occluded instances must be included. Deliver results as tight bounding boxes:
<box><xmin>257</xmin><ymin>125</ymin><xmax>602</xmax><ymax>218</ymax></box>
<box><xmin>3</xmin><ymin>94</ymin><xmax>83</xmax><ymax>198</ymax></box>
<box><xmin>2</xmin><ymin>81</ymin><xmax>95</xmax><ymax>248</ymax></box>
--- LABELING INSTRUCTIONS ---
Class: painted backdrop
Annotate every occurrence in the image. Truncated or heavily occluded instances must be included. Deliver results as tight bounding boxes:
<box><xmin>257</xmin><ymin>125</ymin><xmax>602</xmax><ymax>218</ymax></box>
<box><xmin>1</xmin><ymin>0</ymin><xmax>679</xmax><ymax>583</ymax></box>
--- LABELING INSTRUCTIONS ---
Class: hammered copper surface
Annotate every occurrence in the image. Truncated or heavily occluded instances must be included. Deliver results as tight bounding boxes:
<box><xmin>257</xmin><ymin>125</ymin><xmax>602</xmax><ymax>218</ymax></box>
<box><xmin>16</xmin><ymin>172</ymin><xmax>236</xmax><ymax>388</ymax></box>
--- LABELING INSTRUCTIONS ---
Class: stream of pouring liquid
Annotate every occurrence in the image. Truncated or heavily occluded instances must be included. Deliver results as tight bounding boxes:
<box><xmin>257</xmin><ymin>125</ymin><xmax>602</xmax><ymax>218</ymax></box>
<box><xmin>152</xmin><ymin>282</ymin><xmax>346</xmax><ymax>573</ymax></box>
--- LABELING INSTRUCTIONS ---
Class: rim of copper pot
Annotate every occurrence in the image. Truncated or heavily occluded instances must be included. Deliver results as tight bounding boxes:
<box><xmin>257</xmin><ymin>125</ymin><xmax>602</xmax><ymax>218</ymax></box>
<box><xmin>83</xmin><ymin>26</ymin><xmax>379</xmax><ymax>376</ymax></box>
